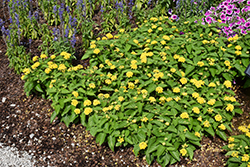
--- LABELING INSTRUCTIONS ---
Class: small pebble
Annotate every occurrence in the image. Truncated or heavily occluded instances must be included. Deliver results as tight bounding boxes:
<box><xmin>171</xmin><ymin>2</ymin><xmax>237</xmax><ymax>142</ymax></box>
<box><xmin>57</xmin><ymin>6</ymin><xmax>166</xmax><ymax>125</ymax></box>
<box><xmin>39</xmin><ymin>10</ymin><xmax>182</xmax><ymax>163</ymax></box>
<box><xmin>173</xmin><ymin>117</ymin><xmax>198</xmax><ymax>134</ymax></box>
<box><xmin>10</xmin><ymin>104</ymin><xmax>16</xmax><ymax>107</ymax></box>
<box><xmin>2</xmin><ymin>97</ymin><xmax>6</xmax><ymax>103</ymax></box>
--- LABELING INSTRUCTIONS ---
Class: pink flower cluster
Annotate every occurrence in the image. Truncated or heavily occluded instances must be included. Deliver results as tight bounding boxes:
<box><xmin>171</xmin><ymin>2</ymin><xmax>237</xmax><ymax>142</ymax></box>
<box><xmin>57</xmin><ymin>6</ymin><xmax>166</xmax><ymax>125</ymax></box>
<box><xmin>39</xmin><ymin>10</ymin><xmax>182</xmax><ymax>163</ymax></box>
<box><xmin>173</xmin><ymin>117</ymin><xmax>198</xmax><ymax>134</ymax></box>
<box><xmin>203</xmin><ymin>0</ymin><xmax>250</xmax><ymax>37</ymax></box>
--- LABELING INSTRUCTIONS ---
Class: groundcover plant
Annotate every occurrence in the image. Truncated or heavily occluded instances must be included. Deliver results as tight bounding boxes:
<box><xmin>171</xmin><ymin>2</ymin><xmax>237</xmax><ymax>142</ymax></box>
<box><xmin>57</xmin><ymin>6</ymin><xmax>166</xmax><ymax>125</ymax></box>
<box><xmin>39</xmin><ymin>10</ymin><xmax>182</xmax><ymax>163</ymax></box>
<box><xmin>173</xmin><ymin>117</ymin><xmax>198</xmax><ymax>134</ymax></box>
<box><xmin>1</xmin><ymin>0</ymin><xmax>250</xmax><ymax>166</ymax></box>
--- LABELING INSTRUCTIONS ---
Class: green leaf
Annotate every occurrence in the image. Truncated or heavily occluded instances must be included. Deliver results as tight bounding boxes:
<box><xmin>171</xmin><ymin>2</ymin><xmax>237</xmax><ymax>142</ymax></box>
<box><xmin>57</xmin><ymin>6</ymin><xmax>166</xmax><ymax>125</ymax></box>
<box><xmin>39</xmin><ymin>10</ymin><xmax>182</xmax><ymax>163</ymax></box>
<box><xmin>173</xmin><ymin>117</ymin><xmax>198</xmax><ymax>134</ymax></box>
<box><xmin>209</xmin><ymin>68</ymin><xmax>216</xmax><ymax>77</ymax></box>
<box><xmin>185</xmin><ymin>65</ymin><xmax>195</xmax><ymax>76</ymax></box>
<box><xmin>156</xmin><ymin>145</ymin><xmax>165</xmax><ymax>158</ymax></box>
<box><xmin>108</xmin><ymin>135</ymin><xmax>116</xmax><ymax>152</ymax></box>
<box><xmin>80</xmin><ymin>112</ymin><xmax>87</xmax><ymax>126</ymax></box>
<box><xmin>216</xmin><ymin>130</ymin><xmax>227</xmax><ymax>141</ymax></box>
<box><xmin>137</xmin><ymin>102</ymin><xmax>144</xmax><ymax>114</ymax></box>
<box><xmin>147</xmin><ymin>143</ymin><xmax>159</xmax><ymax>154</ymax></box>
<box><xmin>133</xmin><ymin>144</ymin><xmax>140</xmax><ymax>156</ymax></box>
<box><xmin>185</xmin><ymin>131</ymin><xmax>200</xmax><ymax>141</ymax></box>
<box><xmin>96</xmin><ymin>133</ymin><xmax>107</xmax><ymax>145</ymax></box>
<box><xmin>186</xmin><ymin>44</ymin><xmax>192</xmax><ymax>54</ymax></box>
<box><xmin>186</xmin><ymin>147</ymin><xmax>194</xmax><ymax>160</ymax></box>
<box><xmin>50</xmin><ymin>110</ymin><xmax>57</xmax><ymax>123</ymax></box>
<box><xmin>162</xmin><ymin>153</ymin><xmax>171</xmax><ymax>166</ymax></box>
<box><xmin>205</xmin><ymin>126</ymin><xmax>215</xmax><ymax>136</ymax></box>
<box><xmin>222</xmin><ymin>73</ymin><xmax>232</xmax><ymax>81</ymax></box>
<box><xmin>235</xmin><ymin>63</ymin><xmax>245</xmax><ymax>76</ymax></box>
<box><xmin>101</xmin><ymin>87</ymin><xmax>114</xmax><ymax>91</ymax></box>
<box><xmin>35</xmin><ymin>84</ymin><xmax>43</xmax><ymax>92</ymax></box>
<box><xmin>147</xmin><ymin>83</ymin><xmax>156</xmax><ymax>94</ymax></box>
<box><xmin>61</xmin><ymin>113</ymin><xmax>76</xmax><ymax>127</ymax></box>
<box><xmin>170</xmin><ymin>150</ymin><xmax>180</xmax><ymax>161</ymax></box>
<box><xmin>234</xmin><ymin>108</ymin><xmax>243</xmax><ymax>114</ymax></box>
<box><xmin>61</xmin><ymin>88</ymin><xmax>70</xmax><ymax>94</ymax></box>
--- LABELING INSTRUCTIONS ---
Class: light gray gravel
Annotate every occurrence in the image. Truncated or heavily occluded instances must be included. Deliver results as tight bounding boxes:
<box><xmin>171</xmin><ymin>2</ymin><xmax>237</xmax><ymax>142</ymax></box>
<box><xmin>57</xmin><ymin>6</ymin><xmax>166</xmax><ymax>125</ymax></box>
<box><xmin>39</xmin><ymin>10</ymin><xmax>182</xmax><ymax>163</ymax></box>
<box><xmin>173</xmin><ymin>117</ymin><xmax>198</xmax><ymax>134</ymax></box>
<box><xmin>0</xmin><ymin>142</ymin><xmax>36</xmax><ymax>167</ymax></box>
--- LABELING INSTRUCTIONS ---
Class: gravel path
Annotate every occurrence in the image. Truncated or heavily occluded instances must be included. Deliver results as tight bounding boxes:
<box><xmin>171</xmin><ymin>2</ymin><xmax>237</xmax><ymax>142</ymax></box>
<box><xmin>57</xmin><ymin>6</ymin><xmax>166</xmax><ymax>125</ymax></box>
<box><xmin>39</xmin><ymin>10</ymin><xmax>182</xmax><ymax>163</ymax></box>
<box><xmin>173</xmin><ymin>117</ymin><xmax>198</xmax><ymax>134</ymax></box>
<box><xmin>0</xmin><ymin>142</ymin><xmax>37</xmax><ymax>167</ymax></box>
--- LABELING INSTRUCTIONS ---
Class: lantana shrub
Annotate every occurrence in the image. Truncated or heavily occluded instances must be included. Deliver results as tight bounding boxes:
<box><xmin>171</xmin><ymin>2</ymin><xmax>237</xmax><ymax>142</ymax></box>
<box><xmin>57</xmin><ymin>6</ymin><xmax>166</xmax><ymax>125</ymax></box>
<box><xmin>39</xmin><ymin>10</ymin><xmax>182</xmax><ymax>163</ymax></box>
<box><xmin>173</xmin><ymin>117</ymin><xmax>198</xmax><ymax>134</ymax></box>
<box><xmin>223</xmin><ymin>124</ymin><xmax>250</xmax><ymax>167</ymax></box>
<box><xmin>21</xmin><ymin>15</ymin><xmax>250</xmax><ymax>166</ymax></box>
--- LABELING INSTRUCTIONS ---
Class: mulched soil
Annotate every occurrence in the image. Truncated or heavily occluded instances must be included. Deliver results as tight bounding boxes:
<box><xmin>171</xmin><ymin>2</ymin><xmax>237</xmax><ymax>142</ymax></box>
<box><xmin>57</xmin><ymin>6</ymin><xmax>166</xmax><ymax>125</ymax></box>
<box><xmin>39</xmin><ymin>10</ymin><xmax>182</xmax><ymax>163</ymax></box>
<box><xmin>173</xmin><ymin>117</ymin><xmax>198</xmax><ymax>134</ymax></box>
<box><xmin>1</xmin><ymin>0</ymin><xmax>250</xmax><ymax>166</ymax></box>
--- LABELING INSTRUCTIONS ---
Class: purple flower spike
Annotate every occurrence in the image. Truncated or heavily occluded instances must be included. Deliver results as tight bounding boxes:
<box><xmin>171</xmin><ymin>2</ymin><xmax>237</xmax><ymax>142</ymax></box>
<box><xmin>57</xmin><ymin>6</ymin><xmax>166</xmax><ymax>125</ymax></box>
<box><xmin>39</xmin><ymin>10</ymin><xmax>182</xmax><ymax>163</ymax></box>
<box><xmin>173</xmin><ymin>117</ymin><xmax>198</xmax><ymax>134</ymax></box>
<box><xmin>179</xmin><ymin>31</ymin><xmax>184</xmax><ymax>35</ymax></box>
<box><xmin>248</xmin><ymin>0</ymin><xmax>250</xmax><ymax>4</ymax></box>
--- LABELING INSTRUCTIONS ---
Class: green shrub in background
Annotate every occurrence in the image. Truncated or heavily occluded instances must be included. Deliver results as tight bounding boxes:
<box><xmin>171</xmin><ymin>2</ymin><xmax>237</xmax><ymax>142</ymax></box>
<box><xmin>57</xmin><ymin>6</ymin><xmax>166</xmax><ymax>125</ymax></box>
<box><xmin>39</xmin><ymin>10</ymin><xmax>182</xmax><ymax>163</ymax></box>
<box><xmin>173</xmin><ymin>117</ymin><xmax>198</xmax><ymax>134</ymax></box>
<box><xmin>22</xmin><ymin>15</ymin><xmax>250</xmax><ymax>166</ymax></box>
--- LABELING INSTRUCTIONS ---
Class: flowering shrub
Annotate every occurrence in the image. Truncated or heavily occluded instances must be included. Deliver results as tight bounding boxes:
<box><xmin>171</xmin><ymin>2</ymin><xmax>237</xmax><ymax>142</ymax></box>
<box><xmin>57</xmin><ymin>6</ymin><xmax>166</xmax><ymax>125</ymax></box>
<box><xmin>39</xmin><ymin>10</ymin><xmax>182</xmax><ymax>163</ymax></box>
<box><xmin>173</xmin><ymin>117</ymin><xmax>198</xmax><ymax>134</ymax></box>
<box><xmin>223</xmin><ymin>124</ymin><xmax>250</xmax><ymax>167</ymax></box>
<box><xmin>20</xmin><ymin>10</ymin><xmax>250</xmax><ymax>167</ymax></box>
<box><xmin>202</xmin><ymin>0</ymin><xmax>250</xmax><ymax>38</ymax></box>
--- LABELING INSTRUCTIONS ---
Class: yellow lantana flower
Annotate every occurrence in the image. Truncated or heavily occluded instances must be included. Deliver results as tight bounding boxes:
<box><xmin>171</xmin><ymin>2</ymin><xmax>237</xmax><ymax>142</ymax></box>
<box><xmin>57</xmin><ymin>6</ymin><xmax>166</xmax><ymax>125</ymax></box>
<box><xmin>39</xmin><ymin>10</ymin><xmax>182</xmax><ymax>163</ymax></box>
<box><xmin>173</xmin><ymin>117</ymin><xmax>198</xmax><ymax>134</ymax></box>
<box><xmin>93</xmin><ymin>48</ymin><xmax>100</xmax><ymax>54</ymax></box>
<box><xmin>148</xmin><ymin>97</ymin><xmax>156</xmax><ymax>103</ymax></box>
<box><xmin>197</xmin><ymin>61</ymin><xmax>204</xmax><ymax>67</ymax></box>
<box><xmin>93</xmin><ymin>99</ymin><xmax>100</xmax><ymax>106</ymax></box>
<box><xmin>215</xmin><ymin>114</ymin><xmax>222</xmax><ymax>121</ymax></box>
<box><xmin>126</xmin><ymin>71</ymin><xmax>133</xmax><ymax>78</ymax></box>
<box><xmin>84</xmin><ymin>100</ymin><xmax>92</xmax><ymax>106</ymax></box>
<box><xmin>208</xmin><ymin>82</ymin><xmax>216</xmax><ymax>87</ymax></box>
<box><xmin>72</xmin><ymin>91</ymin><xmax>79</xmax><ymax>98</ymax></box>
<box><xmin>84</xmin><ymin>107</ymin><xmax>93</xmax><ymax>115</ymax></box>
<box><xmin>139</xmin><ymin>142</ymin><xmax>147</xmax><ymax>149</ymax></box>
<box><xmin>118</xmin><ymin>96</ymin><xmax>124</xmax><ymax>102</ymax></box>
<box><xmin>71</xmin><ymin>99</ymin><xmax>78</xmax><ymax>106</ymax></box>
<box><xmin>178</xmin><ymin>57</ymin><xmax>186</xmax><ymax>63</ymax></box>
<box><xmin>141</xmin><ymin>117</ymin><xmax>148</xmax><ymax>122</ymax></box>
<box><xmin>203</xmin><ymin>120</ymin><xmax>210</xmax><ymax>127</ymax></box>
<box><xmin>224</xmin><ymin>80</ymin><xmax>232</xmax><ymax>88</ymax></box>
<box><xmin>192</xmin><ymin>92</ymin><xmax>199</xmax><ymax>98</ymax></box>
<box><xmin>180</xmin><ymin>78</ymin><xmax>187</xmax><ymax>84</ymax></box>
<box><xmin>235</xmin><ymin>45</ymin><xmax>242</xmax><ymax>50</ymax></box>
<box><xmin>118</xmin><ymin>137</ymin><xmax>124</xmax><ymax>143</ymax></box>
<box><xmin>197</xmin><ymin>97</ymin><xmax>206</xmax><ymax>104</ymax></box>
<box><xmin>180</xmin><ymin>148</ymin><xmax>187</xmax><ymax>156</ymax></box>
<box><xmin>180</xmin><ymin>112</ymin><xmax>189</xmax><ymax>119</ymax></box>
<box><xmin>156</xmin><ymin>87</ymin><xmax>163</xmax><ymax>93</ymax></box>
<box><xmin>74</xmin><ymin>108</ymin><xmax>81</xmax><ymax>114</ymax></box>
<box><xmin>32</xmin><ymin>56</ymin><xmax>39</xmax><ymax>61</ymax></box>
<box><xmin>89</xmin><ymin>83</ymin><xmax>96</xmax><ymax>89</ymax></box>
<box><xmin>45</xmin><ymin>68</ymin><xmax>51</xmax><ymax>74</ymax></box>
<box><xmin>207</xmin><ymin>99</ymin><xmax>216</xmax><ymax>105</ymax></box>
<box><xmin>226</xmin><ymin>104</ymin><xmax>234</xmax><ymax>112</ymax></box>
<box><xmin>195</xmin><ymin>132</ymin><xmax>201</xmax><ymax>137</ymax></box>
<box><xmin>218</xmin><ymin>124</ymin><xmax>226</xmax><ymax>130</ymax></box>
<box><xmin>173</xmin><ymin>87</ymin><xmax>180</xmax><ymax>93</ymax></box>
<box><xmin>192</xmin><ymin>107</ymin><xmax>200</xmax><ymax>114</ymax></box>
<box><xmin>40</xmin><ymin>54</ymin><xmax>47</xmax><ymax>59</ymax></box>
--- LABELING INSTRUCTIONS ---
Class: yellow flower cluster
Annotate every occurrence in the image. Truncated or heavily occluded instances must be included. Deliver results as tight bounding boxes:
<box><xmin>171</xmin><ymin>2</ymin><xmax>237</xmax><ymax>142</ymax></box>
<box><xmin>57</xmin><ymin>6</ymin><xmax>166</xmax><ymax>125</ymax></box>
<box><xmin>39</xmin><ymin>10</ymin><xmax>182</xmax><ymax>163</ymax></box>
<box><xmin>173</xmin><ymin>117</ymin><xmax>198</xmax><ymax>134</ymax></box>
<box><xmin>74</xmin><ymin>108</ymin><xmax>81</xmax><ymax>114</ymax></box>
<box><xmin>84</xmin><ymin>100</ymin><xmax>92</xmax><ymax>106</ymax></box>
<box><xmin>58</xmin><ymin>64</ymin><xmax>67</xmax><ymax>72</ymax></box>
<box><xmin>23</xmin><ymin>68</ymin><xmax>31</xmax><ymax>75</ymax></box>
<box><xmin>180</xmin><ymin>148</ymin><xmax>187</xmax><ymax>156</ymax></box>
<box><xmin>31</xmin><ymin>62</ymin><xmax>40</xmax><ymax>70</ymax></box>
<box><xmin>226</xmin><ymin>104</ymin><xmax>234</xmax><ymax>112</ymax></box>
<box><xmin>192</xmin><ymin>107</ymin><xmax>200</xmax><ymax>114</ymax></box>
<box><xmin>224</xmin><ymin>80</ymin><xmax>232</xmax><ymax>88</ymax></box>
<box><xmin>197</xmin><ymin>97</ymin><xmax>206</xmax><ymax>104</ymax></box>
<box><xmin>180</xmin><ymin>112</ymin><xmax>189</xmax><ymax>119</ymax></box>
<box><xmin>224</xmin><ymin>96</ymin><xmax>236</xmax><ymax>102</ymax></box>
<box><xmin>231</xmin><ymin>151</ymin><xmax>238</xmax><ymax>158</ymax></box>
<box><xmin>242</xmin><ymin>154</ymin><xmax>249</xmax><ymax>162</ymax></box>
<box><xmin>40</xmin><ymin>54</ymin><xmax>47</xmax><ymax>59</ymax></box>
<box><xmin>207</xmin><ymin>99</ymin><xmax>216</xmax><ymax>105</ymax></box>
<box><xmin>139</xmin><ymin>142</ymin><xmax>147</xmax><ymax>149</ymax></box>
<box><xmin>190</xmin><ymin>78</ymin><xmax>205</xmax><ymax>88</ymax></box>
<box><xmin>156</xmin><ymin>87</ymin><xmax>163</xmax><ymax>93</ymax></box>
<box><xmin>215</xmin><ymin>114</ymin><xmax>222</xmax><ymax>121</ymax></box>
<box><xmin>84</xmin><ymin>107</ymin><xmax>93</xmax><ymax>115</ymax></box>
<box><xmin>118</xmin><ymin>137</ymin><xmax>124</xmax><ymax>143</ymax></box>
<box><xmin>60</xmin><ymin>51</ymin><xmax>71</xmax><ymax>59</ymax></box>
<box><xmin>203</xmin><ymin>120</ymin><xmax>210</xmax><ymax>127</ymax></box>
<box><xmin>141</xmin><ymin>117</ymin><xmax>148</xmax><ymax>122</ymax></box>
<box><xmin>218</xmin><ymin>124</ymin><xmax>226</xmax><ymax>130</ymax></box>
<box><xmin>72</xmin><ymin>91</ymin><xmax>79</xmax><ymax>98</ymax></box>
